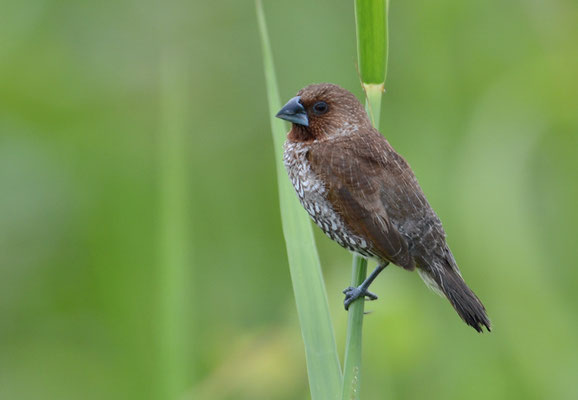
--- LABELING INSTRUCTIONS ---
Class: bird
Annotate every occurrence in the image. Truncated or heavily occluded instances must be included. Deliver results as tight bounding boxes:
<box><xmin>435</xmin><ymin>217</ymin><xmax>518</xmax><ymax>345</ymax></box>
<box><xmin>275</xmin><ymin>83</ymin><xmax>490</xmax><ymax>332</ymax></box>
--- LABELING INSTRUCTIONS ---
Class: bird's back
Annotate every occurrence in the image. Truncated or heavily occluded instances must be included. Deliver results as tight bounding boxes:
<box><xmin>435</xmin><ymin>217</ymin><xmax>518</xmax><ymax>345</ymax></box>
<box><xmin>307</xmin><ymin>130</ymin><xmax>450</xmax><ymax>269</ymax></box>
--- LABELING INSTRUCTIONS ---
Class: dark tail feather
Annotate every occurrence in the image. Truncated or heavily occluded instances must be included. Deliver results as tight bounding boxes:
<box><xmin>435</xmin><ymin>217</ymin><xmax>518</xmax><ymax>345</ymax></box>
<box><xmin>441</xmin><ymin>269</ymin><xmax>490</xmax><ymax>332</ymax></box>
<box><xmin>421</xmin><ymin>267</ymin><xmax>491</xmax><ymax>332</ymax></box>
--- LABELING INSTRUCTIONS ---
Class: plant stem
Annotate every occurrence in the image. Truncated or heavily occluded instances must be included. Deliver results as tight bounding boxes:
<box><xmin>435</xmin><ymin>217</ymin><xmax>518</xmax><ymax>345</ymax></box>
<box><xmin>364</xmin><ymin>83</ymin><xmax>384</xmax><ymax>129</ymax></box>
<box><xmin>158</xmin><ymin>43</ymin><xmax>190</xmax><ymax>400</ymax></box>
<box><xmin>354</xmin><ymin>0</ymin><xmax>388</xmax><ymax>85</ymax></box>
<box><xmin>342</xmin><ymin>2</ymin><xmax>388</xmax><ymax>399</ymax></box>
<box><xmin>256</xmin><ymin>1</ymin><xmax>343</xmax><ymax>399</ymax></box>
<box><xmin>341</xmin><ymin>254</ymin><xmax>368</xmax><ymax>400</ymax></box>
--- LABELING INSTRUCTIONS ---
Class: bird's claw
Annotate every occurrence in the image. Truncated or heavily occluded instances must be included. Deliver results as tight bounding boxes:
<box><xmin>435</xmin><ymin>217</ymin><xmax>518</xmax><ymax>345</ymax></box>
<box><xmin>343</xmin><ymin>286</ymin><xmax>378</xmax><ymax>310</ymax></box>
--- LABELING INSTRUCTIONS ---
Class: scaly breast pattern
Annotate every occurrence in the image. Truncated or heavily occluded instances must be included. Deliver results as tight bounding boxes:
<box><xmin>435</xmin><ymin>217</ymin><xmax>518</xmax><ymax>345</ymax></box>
<box><xmin>283</xmin><ymin>141</ymin><xmax>373</xmax><ymax>258</ymax></box>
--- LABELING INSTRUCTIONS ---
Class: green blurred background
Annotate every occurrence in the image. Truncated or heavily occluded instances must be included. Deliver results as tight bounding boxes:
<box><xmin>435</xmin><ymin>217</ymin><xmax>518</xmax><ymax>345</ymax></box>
<box><xmin>1</xmin><ymin>0</ymin><xmax>577</xmax><ymax>399</ymax></box>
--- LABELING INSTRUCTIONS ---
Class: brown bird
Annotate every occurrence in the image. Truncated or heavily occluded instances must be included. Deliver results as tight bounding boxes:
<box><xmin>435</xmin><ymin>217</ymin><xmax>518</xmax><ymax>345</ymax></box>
<box><xmin>276</xmin><ymin>83</ymin><xmax>490</xmax><ymax>332</ymax></box>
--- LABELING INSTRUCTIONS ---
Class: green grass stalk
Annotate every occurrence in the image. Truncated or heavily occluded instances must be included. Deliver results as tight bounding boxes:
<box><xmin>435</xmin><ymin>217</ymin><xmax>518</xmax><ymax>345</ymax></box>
<box><xmin>341</xmin><ymin>254</ymin><xmax>367</xmax><ymax>400</ymax></box>
<box><xmin>342</xmin><ymin>2</ymin><xmax>388</xmax><ymax>399</ymax></box>
<box><xmin>256</xmin><ymin>1</ymin><xmax>343</xmax><ymax>399</ymax></box>
<box><xmin>158</xmin><ymin>47</ymin><xmax>190</xmax><ymax>400</ymax></box>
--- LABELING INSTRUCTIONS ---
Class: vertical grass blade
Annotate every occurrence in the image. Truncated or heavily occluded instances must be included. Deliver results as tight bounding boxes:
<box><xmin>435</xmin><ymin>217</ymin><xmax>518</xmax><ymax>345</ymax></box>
<box><xmin>341</xmin><ymin>255</ymin><xmax>367</xmax><ymax>400</ymax></box>
<box><xmin>354</xmin><ymin>0</ymin><xmax>389</xmax><ymax>126</ymax></box>
<box><xmin>354</xmin><ymin>0</ymin><xmax>388</xmax><ymax>86</ymax></box>
<box><xmin>342</xmin><ymin>1</ymin><xmax>388</xmax><ymax>399</ymax></box>
<box><xmin>256</xmin><ymin>1</ymin><xmax>343</xmax><ymax>399</ymax></box>
<box><xmin>158</xmin><ymin>46</ymin><xmax>190</xmax><ymax>400</ymax></box>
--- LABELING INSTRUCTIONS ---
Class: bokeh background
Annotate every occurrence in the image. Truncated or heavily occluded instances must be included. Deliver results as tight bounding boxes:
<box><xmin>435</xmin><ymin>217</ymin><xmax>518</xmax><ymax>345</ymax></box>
<box><xmin>1</xmin><ymin>0</ymin><xmax>577</xmax><ymax>399</ymax></box>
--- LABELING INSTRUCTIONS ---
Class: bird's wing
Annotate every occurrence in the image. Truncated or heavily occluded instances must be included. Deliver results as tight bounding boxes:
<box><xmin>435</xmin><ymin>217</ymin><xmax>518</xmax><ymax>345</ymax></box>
<box><xmin>308</xmin><ymin>135</ymin><xmax>417</xmax><ymax>270</ymax></box>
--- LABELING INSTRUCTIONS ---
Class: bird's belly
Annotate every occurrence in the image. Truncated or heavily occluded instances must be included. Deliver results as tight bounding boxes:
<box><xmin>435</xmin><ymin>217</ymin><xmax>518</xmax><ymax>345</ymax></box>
<box><xmin>283</xmin><ymin>142</ymin><xmax>373</xmax><ymax>258</ymax></box>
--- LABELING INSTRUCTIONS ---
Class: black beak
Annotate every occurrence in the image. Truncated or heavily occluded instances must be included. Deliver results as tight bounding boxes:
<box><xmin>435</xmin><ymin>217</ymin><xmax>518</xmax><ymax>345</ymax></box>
<box><xmin>275</xmin><ymin>96</ymin><xmax>309</xmax><ymax>127</ymax></box>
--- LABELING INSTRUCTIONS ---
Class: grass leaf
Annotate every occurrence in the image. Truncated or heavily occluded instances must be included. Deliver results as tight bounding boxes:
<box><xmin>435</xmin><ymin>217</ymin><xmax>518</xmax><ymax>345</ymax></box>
<box><xmin>342</xmin><ymin>2</ymin><xmax>388</xmax><ymax>399</ymax></box>
<box><xmin>158</xmin><ymin>47</ymin><xmax>191</xmax><ymax>399</ymax></box>
<box><xmin>256</xmin><ymin>1</ymin><xmax>343</xmax><ymax>399</ymax></box>
<box><xmin>354</xmin><ymin>0</ymin><xmax>388</xmax><ymax>85</ymax></box>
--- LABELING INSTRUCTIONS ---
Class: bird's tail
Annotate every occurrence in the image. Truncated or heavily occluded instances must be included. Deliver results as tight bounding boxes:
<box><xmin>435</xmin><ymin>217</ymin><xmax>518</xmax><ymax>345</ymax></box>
<box><xmin>418</xmin><ymin>266</ymin><xmax>491</xmax><ymax>333</ymax></box>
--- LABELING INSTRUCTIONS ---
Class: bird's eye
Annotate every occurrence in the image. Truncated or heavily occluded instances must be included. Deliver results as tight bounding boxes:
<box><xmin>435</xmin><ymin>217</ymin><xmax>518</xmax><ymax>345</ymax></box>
<box><xmin>312</xmin><ymin>101</ymin><xmax>329</xmax><ymax>115</ymax></box>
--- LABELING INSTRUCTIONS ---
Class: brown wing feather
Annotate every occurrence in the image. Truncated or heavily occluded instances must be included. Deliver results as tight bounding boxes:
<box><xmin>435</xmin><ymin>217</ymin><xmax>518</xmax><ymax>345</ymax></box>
<box><xmin>308</xmin><ymin>133</ymin><xmax>416</xmax><ymax>270</ymax></box>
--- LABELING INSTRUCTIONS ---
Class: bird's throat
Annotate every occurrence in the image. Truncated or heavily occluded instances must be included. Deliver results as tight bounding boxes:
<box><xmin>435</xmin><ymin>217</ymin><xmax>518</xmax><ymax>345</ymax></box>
<box><xmin>288</xmin><ymin>124</ymin><xmax>316</xmax><ymax>143</ymax></box>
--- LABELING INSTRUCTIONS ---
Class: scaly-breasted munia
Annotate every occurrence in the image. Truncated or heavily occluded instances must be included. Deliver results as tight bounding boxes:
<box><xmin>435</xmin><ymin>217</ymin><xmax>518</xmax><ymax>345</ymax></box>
<box><xmin>276</xmin><ymin>83</ymin><xmax>490</xmax><ymax>332</ymax></box>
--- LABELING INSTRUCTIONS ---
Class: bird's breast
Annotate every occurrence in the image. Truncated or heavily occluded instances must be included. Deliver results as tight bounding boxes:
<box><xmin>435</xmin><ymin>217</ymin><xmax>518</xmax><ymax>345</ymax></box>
<box><xmin>282</xmin><ymin>140</ymin><xmax>373</xmax><ymax>258</ymax></box>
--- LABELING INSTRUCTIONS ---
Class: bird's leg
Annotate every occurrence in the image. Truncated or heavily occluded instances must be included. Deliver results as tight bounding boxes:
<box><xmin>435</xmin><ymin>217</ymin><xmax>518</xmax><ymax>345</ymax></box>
<box><xmin>343</xmin><ymin>262</ymin><xmax>389</xmax><ymax>310</ymax></box>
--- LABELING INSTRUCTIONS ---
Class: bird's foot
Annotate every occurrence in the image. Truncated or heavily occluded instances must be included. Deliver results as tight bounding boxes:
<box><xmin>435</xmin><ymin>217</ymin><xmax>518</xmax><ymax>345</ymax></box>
<box><xmin>342</xmin><ymin>286</ymin><xmax>378</xmax><ymax>310</ymax></box>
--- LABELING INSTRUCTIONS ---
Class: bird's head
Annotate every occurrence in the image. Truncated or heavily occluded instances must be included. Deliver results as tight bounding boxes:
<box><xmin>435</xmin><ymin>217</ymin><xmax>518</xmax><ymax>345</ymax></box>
<box><xmin>275</xmin><ymin>83</ymin><xmax>371</xmax><ymax>142</ymax></box>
